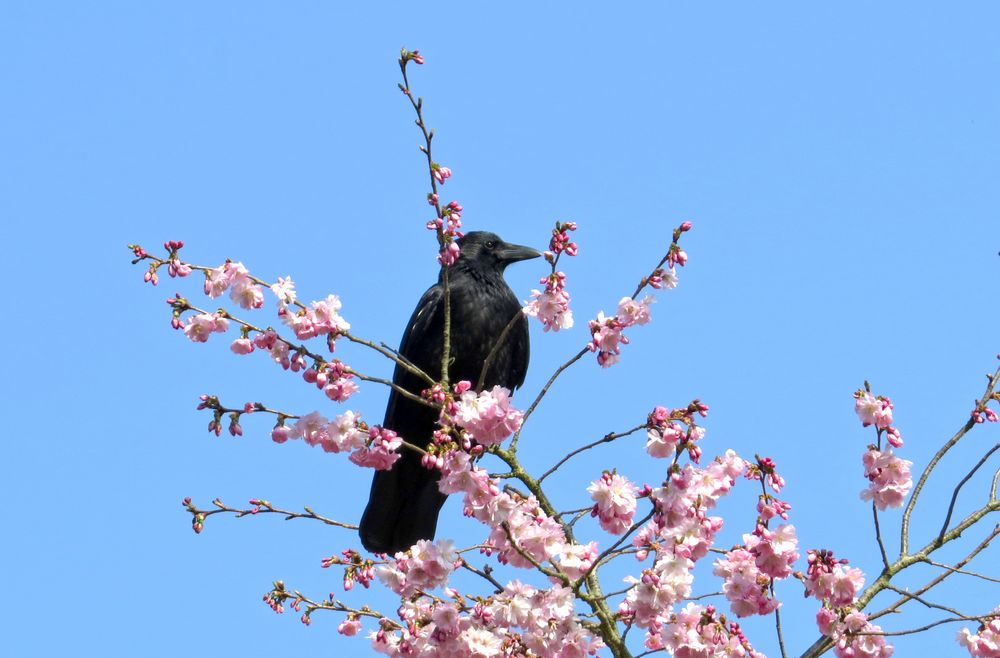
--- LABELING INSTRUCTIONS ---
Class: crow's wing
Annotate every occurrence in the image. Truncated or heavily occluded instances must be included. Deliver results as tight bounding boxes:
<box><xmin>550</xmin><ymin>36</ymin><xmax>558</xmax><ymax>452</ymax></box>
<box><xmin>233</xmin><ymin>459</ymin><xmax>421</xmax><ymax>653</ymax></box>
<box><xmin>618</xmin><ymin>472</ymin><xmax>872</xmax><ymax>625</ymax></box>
<box><xmin>360</xmin><ymin>284</ymin><xmax>448</xmax><ymax>554</ymax></box>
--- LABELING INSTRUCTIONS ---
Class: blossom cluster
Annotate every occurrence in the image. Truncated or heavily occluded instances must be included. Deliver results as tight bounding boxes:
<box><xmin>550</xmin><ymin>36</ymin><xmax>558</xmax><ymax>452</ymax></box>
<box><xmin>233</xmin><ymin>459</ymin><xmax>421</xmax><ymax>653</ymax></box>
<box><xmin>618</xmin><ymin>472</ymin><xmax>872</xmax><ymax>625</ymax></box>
<box><xmin>587</xmin><ymin>471</ymin><xmax>639</xmax><ymax>534</ymax></box>
<box><xmin>280</xmin><ymin>294</ymin><xmax>351</xmax><ymax>343</ymax></box>
<box><xmin>524</xmin><ymin>270</ymin><xmax>574</xmax><ymax>332</ymax></box>
<box><xmin>620</xmin><ymin>450</ymin><xmax>746</xmax><ymax>645</ymax></box>
<box><xmin>183</xmin><ymin>311</ymin><xmax>229</xmax><ymax>342</ymax></box>
<box><xmin>523</xmin><ymin>221</ymin><xmax>577</xmax><ymax>332</ymax></box>
<box><xmin>204</xmin><ymin>261</ymin><xmax>265</xmax><ymax>309</ymax></box>
<box><xmin>713</xmin><ymin>457</ymin><xmax>798</xmax><ymax>619</ymax></box>
<box><xmin>435</xmin><ymin>451</ymin><xmax>568</xmax><ymax>570</ymax></box>
<box><xmin>453</xmin><ymin>384</ymin><xmax>523</xmax><ymax>447</ymax></box>
<box><xmin>958</xmin><ymin>611</ymin><xmax>1000</xmax><ymax>658</ymax></box>
<box><xmin>377</xmin><ymin>539</ymin><xmax>460</xmax><ymax>596</ymax></box>
<box><xmin>544</xmin><ymin>220</ymin><xmax>578</xmax><ymax>261</ymax></box>
<box><xmin>648</xmin><ymin>603</ymin><xmax>761</xmax><ymax>657</ymax></box>
<box><xmin>804</xmin><ymin>549</ymin><xmax>865</xmax><ymax>608</ymax></box>
<box><xmin>367</xmin><ymin>581</ymin><xmax>602</xmax><ymax>658</ymax></box>
<box><xmin>817</xmin><ymin>607</ymin><xmax>894</xmax><ymax>658</ymax></box>
<box><xmin>854</xmin><ymin>390</ymin><xmax>903</xmax><ymax>448</ymax></box>
<box><xmin>274</xmin><ymin>410</ymin><xmax>402</xmax><ymax>470</ymax></box>
<box><xmin>321</xmin><ymin>549</ymin><xmax>377</xmax><ymax>591</ymax></box>
<box><xmin>587</xmin><ymin>295</ymin><xmax>655</xmax><ymax>367</ymax></box>
<box><xmin>303</xmin><ymin>360</ymin><xmax>359</xmax><ymax>403</ymax></box>
<box><xmin>713</xmin><ymin>547</ymin><xmax>779</xmax><ymax>617</ymax></box>
<box><xmin>426</xmin><ymin>195</ymin><xmax>463</xmax><ymax>266</ymax></box>
<box><xmin>853</xmin><ymin>388</ymin><xmax>912</xmax><ymax>510</ymax></box>
<box><xmin>859</xmin><ymin>447</ymin><xmax>913</xmax><ymax>511</ymax></box>
<box><xmin>972</xmin><ymin>380</ymin><xmax>1000</xmax><ymax>423</ymax></box>
<box><xmin>645</xmin><ymin>400</ymin><xmax>710</xmax><ymax>462</ymax></box>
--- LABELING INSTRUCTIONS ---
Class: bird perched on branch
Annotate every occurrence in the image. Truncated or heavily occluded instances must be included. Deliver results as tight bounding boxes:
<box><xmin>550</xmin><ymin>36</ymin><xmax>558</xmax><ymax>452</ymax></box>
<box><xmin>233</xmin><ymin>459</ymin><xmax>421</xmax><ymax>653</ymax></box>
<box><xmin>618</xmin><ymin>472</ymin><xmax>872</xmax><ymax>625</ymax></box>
<box><xmin>360</xmin><ymin>231</ymin><xmax>540</xmax><ymax>554</ymax></box>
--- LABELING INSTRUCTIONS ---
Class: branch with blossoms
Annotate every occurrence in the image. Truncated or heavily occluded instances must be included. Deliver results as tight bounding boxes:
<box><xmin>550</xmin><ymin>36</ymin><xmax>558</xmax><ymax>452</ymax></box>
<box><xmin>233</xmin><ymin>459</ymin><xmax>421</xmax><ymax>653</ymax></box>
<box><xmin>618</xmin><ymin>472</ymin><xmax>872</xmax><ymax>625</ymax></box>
<box><xmin>182</xmin><ymin>496</ymin><xmax>357</xmax><ymax>534</ymax></box>
<box><xmin>797</xmin><ymin>367</ymin><xmax>1000</xmax><ymax>658</ymax></box>
<box><xmin>131</xmin><ymin>49</ymin><xmax>1000</xmax><ymax>658</ymax></box>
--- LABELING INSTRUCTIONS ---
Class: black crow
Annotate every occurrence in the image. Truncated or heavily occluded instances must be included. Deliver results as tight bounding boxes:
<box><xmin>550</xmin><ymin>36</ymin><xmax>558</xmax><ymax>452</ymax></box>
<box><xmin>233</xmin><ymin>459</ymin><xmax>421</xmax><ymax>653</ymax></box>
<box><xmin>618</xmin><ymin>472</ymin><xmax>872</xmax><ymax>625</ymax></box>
<box><xmin>359</xmin><ymin>231</ymin><xmax>540</xmax><ymax>554</ymax></box>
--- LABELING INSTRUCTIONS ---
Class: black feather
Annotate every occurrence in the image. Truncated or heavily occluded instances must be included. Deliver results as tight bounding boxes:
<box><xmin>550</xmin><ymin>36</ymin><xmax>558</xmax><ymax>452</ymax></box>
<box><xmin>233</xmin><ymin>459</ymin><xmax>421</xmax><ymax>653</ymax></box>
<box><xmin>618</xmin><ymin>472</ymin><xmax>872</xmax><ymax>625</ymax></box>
<box><xmin>359</xmin><ymin>231</ymin><xmax>539</xmax><ymax>554</ymax></box>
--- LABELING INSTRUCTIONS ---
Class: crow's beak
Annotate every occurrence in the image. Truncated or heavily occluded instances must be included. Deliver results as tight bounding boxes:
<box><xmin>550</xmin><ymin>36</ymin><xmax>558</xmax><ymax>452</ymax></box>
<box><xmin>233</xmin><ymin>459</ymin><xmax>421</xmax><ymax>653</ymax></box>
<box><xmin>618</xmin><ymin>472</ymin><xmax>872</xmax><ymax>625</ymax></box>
<box><xmin>498</xmin><ymin>242</ymin><xmax>542</xmax><ymax>264</ymax></box>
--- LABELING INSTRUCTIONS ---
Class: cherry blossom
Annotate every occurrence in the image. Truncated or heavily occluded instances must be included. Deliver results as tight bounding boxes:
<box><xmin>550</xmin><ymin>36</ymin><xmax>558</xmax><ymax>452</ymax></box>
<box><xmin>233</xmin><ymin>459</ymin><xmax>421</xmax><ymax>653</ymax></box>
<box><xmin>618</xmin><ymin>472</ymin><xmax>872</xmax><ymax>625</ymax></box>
<box><xmin>183</xmin><ymin>312</ymin><xmax>229</xmax><ymax>342</ymax></box>
<box><xmin>270</xmin><ymin>276</ymin><xmax>296</xmax><ymax>308</ymax></box>
<box><xmin>454</xmin><ymin>385</ymin><xmax>523</xmax><ymax>446</ymax></box>
<box><xmin>588</xmin><ymin>471</ymin><xmax>639</xmax><ymax>535</ymax></box>
<box><xmin>957</xmin><ymin>611</ymin><xmax>1000</xmax><ymax>657</ymax></box>
<box><xmin>349</xmin><ymin>426</ymin><xmax>402</xmax><ymax>470</ymax></box>
<box><xmin>860</xmin><ymin>448</ymin><xmax>913</xmax><ymax>510</ymax></box>
<box><xmin>819</xmin><ymin>608</ymin><xmax>895</xmax><ymax>658</ymax></box>
<box><xmin>804</xmin><ymin>549</ymin><xmax>865</xmax><ymax>607</ymax></box>
<box><xmin>713</xmin><ymin>548</ymin><xmax>780</xmax><ymax>617</ymax></box>
<box><xmin>523</xmin><ymin>271</ymin><xmax>574</xmax><ymax>331</ymax></box>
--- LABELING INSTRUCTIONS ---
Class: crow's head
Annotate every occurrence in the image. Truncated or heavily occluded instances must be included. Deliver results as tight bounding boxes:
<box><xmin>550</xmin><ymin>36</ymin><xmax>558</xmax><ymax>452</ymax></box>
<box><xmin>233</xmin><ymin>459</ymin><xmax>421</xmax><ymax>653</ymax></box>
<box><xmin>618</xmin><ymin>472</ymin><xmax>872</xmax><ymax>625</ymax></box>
<box><xmin>455</xmin><ymin>231</ymin><xmax>541</xmax><ymax>274</ymax></box>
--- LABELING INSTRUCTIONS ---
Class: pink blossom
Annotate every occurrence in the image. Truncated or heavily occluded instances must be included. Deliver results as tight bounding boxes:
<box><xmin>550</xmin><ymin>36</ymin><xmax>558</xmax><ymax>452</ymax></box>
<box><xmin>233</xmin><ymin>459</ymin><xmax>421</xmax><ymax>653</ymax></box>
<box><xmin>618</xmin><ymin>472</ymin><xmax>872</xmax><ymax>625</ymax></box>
<box><xmin>337</xmin><ymin>618</ymin><xmax>361</xmax><ymax>636</ymax></box>
<box><xmin>167</xmin><ymin>257</ymin><xmax>192</xmax><ymax>278</ymax></box>
<box><xmin>713</xmin><ymin>548</ymin><xmax>780</xmax><ymax>617</ymax></box>
<box><xmin>523</xmin><ymin>271</ymin><xmax>573</xmax><ymax>331</ymax></box>
<box><xmin>548</xmin><ymin>221</ymin><xmax>579</xmax><ymax>257</ymax></box>
<box><xmin>438</xmin><ymin>240</ymin><xmax>460</xmax><ymax>266</ymax></box>
<box><xmin>620</xmin><ymin>555</ymin><xmax>694</xmax><ymax>628</ymax></box>
<box><xmin>757</xmin><ymin>495</ymin><xmax>792</xmax><ymax>521</ymax></box>
<box><xmin>483</xmin><ymin>494</ymin><xmax>567</xmax><ymax>568</ymax></box>
<box><xmin>230</xmin><ymin>270</ymin><xmax>264</xmax><ymax>309</ymax></box>
<box><xmin>432</xmin><ymin>164</ymin><xmax>452</xmax><ymax>184</ymax></box>
<box><xmin>638</xmin><ymin>451</ymin><xmax>744</xmax><ymax>563</ymax></box>
<box><xmin>309</xmin><ymin>294</ymin><xmax>351</xmax><ymax>335</ymax></box>
<box><xmin>378</xmin><ymin>539</ymin><xmax>459</xmax><ymax>595</ymax></box>
<box><xmin>617</xmin><ymin>295</ymin><xmax>654</xmax><ymax>327</ymax></box>
<box><xmin>349</xmin><ymin>426</ymin><xmax>402</xmax><ymax>470</ymax></box>
<box><xmin>271</xmin><ymin>424</ymin><xmax>290</xmax><ymax>444</ymax></box>
<box><xmin>183</xmin><ymin>312</ymin><xmax>229</xmax><ymax>342</ymax></box>
<box><xmin>270</xmin><ymin>276</ymin><xmax>296</xmax><ymax>308</ymax></box>
<box><xmin>204</xmin><ymin>262</ymin><xmax>234</xmax><ymax>298</ymax></box>
<box><xmin>558</xmin><ymin>541</ymin><xmax>598</xmax><ymax>580</ymax></box>
<box><xmin>744</xmin><ymin>523</ymin><xmax>799</xmax><ymax>579</ymax></box>
<box><xmin>860</xmin><ymin>448</ymin><xmax>913</xmax><ymax>510</ymax></box>
<box><xmin>289</xmin><ymin>411</ymin><xmax>330</xmax><ymax>447</ymax></box>
<box><xmin>454</xmin><ymin>385</ymin><xmax>523</xmax><ymax>446</ymax></box>
<box><xmin>646</xmin><ymin>420</ymin><xmax>685</xmax><ymax>458</ymax></box>
<box><xmin>804</xmin><ymin>550</ymin><xmax>865</xmax><ymax>607</ymax></box>
<box><xmin>268</xmin><ymin>338</ymin><xmax>291</xmax><ymax>369</ymax></box>
<box><xmin>854</xmin><ymin>390</ymin><xmax>896</xmax><ymax>431</ymax></box>
<box><xmin>588</xmin><ymin>471</ymin><xmax>639</xmax><ymax>535</ymax></box>
<box><xmin>230</xmin><ymin>337</ymin><xmax>254</xmax><ymax>354</ymax></box>
<box><xmin>660</xmin><ymin>603</ymin><xmax>755</xmax><ymax>657</ymax></box>
<box><xmin>821</xmin><ymin>608</ymin><xmax>895</xmax><ymax>658</ymax></box>
<box><xmin>323</xmin><ymin>376</ymin><xmax>360</xmax><ymax>402</ymax></box>
<box><xmin>957</xmin><ymin>611</ymin><xmax>1000</xmax><ymax>657</ymax></box>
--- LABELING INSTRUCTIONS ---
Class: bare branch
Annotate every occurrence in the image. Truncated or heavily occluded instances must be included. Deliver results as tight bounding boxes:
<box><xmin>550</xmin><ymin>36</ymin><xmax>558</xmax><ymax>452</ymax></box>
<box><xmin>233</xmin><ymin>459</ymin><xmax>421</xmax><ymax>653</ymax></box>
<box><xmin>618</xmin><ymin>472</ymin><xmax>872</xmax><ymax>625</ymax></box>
<box><xmin>538</xmin><ymin>425</ymin><xmax>645</xmax><ymax>483</ymax></box>
<box><xmin>939</xmin><ymin>441</ymin><xmax>1000</xmax><ymax>539</ymax></box>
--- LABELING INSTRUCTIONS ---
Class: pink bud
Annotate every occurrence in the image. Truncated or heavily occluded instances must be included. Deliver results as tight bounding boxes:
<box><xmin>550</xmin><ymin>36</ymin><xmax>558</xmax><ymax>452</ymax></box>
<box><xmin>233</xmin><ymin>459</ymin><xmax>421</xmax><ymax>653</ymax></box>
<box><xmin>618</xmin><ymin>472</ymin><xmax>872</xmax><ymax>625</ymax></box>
<box><xmin>679</xmin><ymin>221</ymin><xmax>693</xmax><ymax>232</ymax></box>
<box><xmin>271</xmin><ymin>425</ymin><xmax>290</xmax><ymax>444</ymax></box>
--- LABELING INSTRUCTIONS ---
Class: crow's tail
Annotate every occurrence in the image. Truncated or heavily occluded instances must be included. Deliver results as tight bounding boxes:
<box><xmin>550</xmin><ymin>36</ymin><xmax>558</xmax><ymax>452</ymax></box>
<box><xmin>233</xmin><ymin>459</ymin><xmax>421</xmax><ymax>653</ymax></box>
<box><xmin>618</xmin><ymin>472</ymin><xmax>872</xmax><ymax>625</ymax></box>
<box><xmin>359</xmin><ymin>448</ymin><xmax>448</xmax><ymax>554</ymax></box>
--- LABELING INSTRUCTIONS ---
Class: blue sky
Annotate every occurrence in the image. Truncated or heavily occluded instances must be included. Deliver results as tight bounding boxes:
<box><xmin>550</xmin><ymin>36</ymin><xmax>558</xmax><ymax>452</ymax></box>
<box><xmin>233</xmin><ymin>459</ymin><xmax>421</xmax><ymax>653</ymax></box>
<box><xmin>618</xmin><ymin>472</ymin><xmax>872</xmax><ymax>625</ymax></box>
<box><xmin>3</xmin><ymin>2</ymin><xmax>999</xmax><ymax>656</ymax></box>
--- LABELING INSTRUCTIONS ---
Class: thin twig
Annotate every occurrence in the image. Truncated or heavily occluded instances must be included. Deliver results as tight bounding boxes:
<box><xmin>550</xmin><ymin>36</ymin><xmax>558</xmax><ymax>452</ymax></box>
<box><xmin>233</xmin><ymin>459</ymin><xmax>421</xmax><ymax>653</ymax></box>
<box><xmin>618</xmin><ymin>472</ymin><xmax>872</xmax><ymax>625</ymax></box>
<box><xmin>477</xmin><ymin>310</ymin><xmax>525</xmax><ymax>392</ymax></box>
<box><xmin>902</xmin><ymin>364</ymin><xmax>1000</xmax><ymax>555</ymax></box>
<box><xmin>538</xmin><ymin>425</ymin><xmax>645</xmax><ymax>483</ymax></box>
<box><xmin>939</xmin><ymin>442</ymin><xmax>1000</xmax><ymax>539</ymax></box>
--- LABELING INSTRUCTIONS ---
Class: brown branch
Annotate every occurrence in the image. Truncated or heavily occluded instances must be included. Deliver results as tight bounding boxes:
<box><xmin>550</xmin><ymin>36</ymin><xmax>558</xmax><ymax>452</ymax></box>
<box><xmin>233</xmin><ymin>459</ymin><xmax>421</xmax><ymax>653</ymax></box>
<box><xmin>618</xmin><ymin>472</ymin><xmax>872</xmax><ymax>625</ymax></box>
<box><xmin>185</xmin><ymin>497</ymin><xmax>358</xmax><ymax>531</ymax></box>
<box><xmin>538</xmin><ymin>425</ymin><xmax>645</xmax><ymax>483</ymax></box>
<box><xmin>901</xmin><ymin>364</ymin><xmax>1000</xmax><ymax>555</ymax></box>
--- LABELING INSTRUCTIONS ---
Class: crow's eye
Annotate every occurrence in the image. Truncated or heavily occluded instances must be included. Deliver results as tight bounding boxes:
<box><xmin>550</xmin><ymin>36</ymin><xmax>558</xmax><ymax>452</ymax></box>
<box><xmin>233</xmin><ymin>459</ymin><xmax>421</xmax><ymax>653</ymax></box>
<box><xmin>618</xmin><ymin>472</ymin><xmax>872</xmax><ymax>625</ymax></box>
<box><xmin>484</xmin><ymin>240</ymin><xmax>497</xmax><ymax>250</ymax></box>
